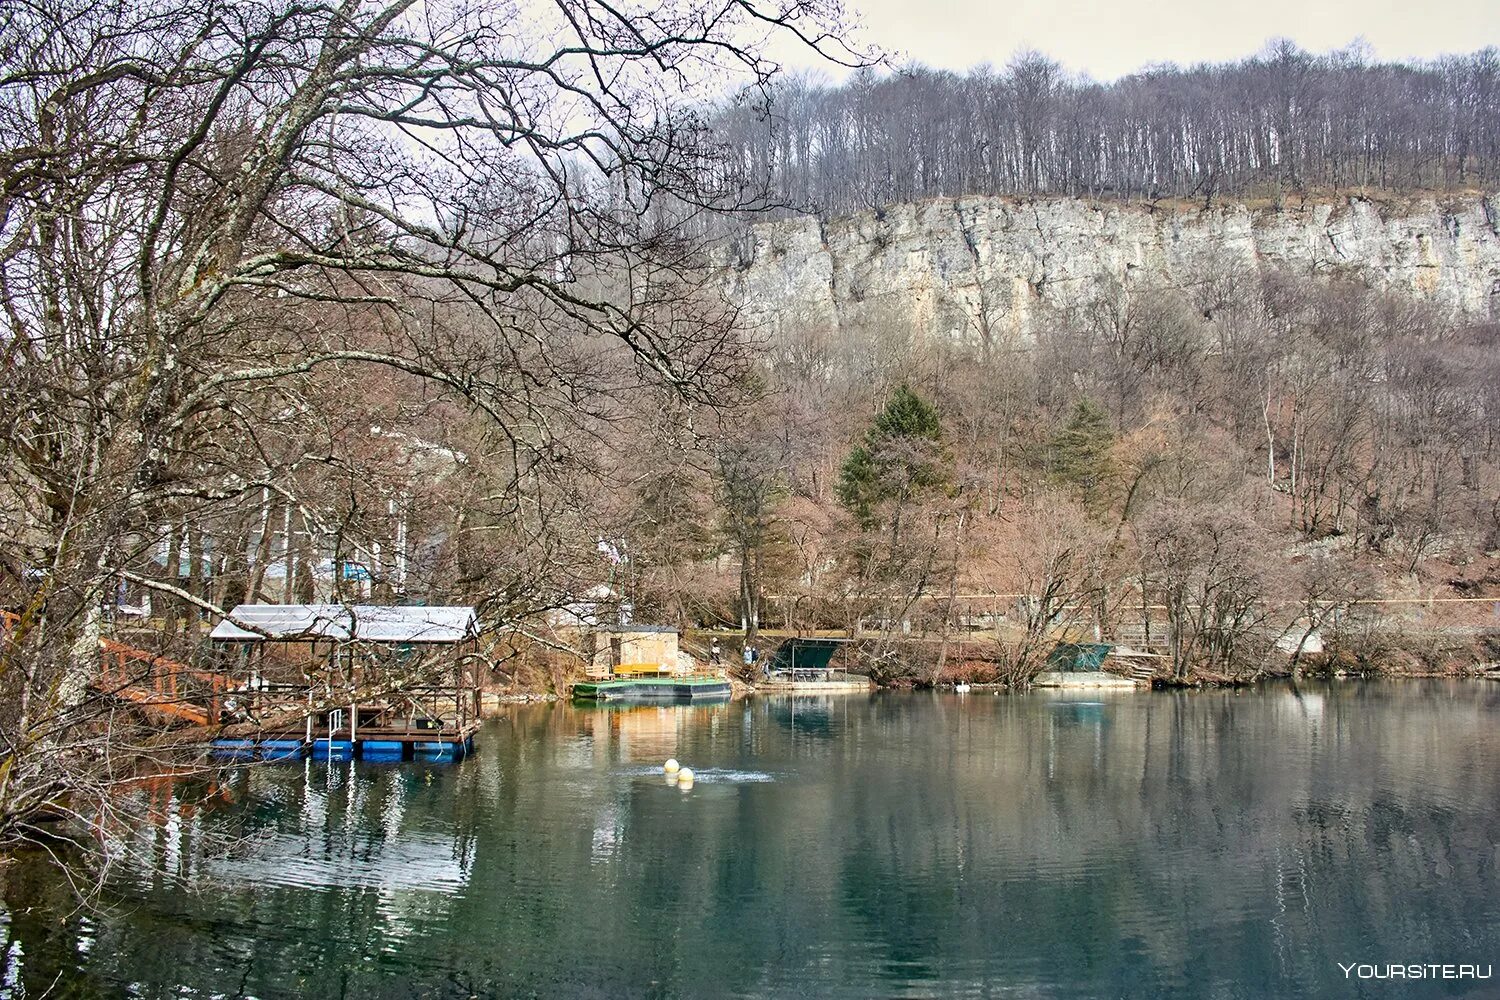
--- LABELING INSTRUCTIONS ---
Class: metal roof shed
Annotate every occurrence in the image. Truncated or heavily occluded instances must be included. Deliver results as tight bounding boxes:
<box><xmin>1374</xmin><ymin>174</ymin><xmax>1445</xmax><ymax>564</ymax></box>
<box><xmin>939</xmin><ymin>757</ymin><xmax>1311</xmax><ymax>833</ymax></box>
<box><xmin>210</xmin><ymin>605</ymin><xmax>479</xmax><ymax>644</ymax></box>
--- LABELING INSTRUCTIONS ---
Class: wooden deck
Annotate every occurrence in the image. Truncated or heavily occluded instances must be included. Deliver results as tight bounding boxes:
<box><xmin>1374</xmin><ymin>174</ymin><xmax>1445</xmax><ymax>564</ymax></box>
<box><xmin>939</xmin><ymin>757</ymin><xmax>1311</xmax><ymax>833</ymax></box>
<box><xmin>755</xmin><ymin>676</ymin><xmax>874</xmax><ymax>693</ymax></box>
<box><xmin>98</xmin><ymin>637</ymin><xmax>234</xmax><ymax>726</ymax></box>
<box><xmin>212</xmin><ymin>722</ymin><xmax>480</xmax><ymax>762</ymax></box>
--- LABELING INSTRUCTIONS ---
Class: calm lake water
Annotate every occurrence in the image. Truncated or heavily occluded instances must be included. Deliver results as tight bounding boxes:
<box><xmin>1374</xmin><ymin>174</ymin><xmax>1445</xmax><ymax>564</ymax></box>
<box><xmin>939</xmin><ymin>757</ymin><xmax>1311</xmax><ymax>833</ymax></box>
<box><xmin>4</xmin><ymin>683</ymin><xmax>1500</xmax><ymax>999</ymax></box>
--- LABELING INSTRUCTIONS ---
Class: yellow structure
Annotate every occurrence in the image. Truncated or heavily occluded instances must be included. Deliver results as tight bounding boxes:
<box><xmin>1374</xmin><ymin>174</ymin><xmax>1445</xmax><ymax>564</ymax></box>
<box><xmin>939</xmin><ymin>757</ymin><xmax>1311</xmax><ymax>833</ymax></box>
<box><xmin>588</xmin><ymin>625</ymin><xmax>681</xmax><ymax>678</ymax></box>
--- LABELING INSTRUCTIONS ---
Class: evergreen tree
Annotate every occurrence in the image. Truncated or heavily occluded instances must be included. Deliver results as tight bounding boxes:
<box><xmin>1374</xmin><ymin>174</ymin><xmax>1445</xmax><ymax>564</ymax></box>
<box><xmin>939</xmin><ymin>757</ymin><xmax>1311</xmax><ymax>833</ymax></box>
<box><xmin>1050</xmin><ymin>398</ymin><xmax>1114</xmax><ymax>506</ymax></box>
<box><xmin>837</xmin><ymin>384</ymin><xmax>948</xmax><ymax>532</ymax></box>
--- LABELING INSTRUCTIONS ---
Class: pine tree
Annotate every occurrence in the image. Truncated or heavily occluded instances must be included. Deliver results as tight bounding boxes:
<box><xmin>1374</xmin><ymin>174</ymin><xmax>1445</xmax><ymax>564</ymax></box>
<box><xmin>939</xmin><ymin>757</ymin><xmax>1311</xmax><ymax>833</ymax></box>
<box><xmin>1050</xmin><ymin>398</ymin><xmax>1114</xmax><ymax>506</ymax></box>
<box><xmin>837</xmin><ymin>384</ymin><xmax>948</xmax><ymax>532</ymax></box>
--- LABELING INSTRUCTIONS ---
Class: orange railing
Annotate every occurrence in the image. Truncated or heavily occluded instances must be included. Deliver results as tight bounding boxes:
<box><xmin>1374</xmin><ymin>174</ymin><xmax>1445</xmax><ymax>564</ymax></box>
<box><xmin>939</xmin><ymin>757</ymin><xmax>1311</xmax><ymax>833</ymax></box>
<box><xmin>3</xmin><ymin>609</ymin><xmax>233</xmax><ymax>726</ymax></box>
<box><xmin>98</xmin><ymin>638</ymin><xmax>235</xmax><ymax>726</ymax></box>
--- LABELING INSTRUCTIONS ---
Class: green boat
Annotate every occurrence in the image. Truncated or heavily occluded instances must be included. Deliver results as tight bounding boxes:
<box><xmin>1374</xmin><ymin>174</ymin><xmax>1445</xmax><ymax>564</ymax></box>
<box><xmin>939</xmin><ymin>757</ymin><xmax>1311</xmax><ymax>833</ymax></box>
<box><xmin>571</xmin><ymin>676</ymin><xmax>732</xmax><ymax>702</ymax></box>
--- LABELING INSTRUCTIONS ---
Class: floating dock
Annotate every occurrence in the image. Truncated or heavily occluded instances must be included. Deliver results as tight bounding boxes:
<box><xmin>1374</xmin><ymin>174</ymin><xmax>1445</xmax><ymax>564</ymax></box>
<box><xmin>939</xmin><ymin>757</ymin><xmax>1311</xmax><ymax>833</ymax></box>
<box><xmin>210</xmin><ymin>725</ymin><xmax>478</xmax><ymax>763</ymax></box>
<box><xmin>755</xmin><ymin>676</ymin><xmax>873</xmax><ymax>693</ymax></box>
<box><xmin>1032</xmin><ymin>671</ymin><xmax>1145</xmax><ymax>689</ymax></box>
<box><xmin>571</xmin><ymin>676</ymin><xmax>731</xmax><ymax>702</ymax></box>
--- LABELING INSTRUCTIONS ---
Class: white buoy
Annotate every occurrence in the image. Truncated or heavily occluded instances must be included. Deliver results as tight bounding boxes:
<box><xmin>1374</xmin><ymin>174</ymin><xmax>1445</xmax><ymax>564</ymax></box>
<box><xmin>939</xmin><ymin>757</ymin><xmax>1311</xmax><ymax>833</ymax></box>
<box><xmin>677</xmin><ymin>766</ymin><xmax>695</xmax><ymax>786</ymax></box>
<box><xmin>664</xmin><ymin>758</ymin><xmax>680</xmax><ymax>774</ymax></box>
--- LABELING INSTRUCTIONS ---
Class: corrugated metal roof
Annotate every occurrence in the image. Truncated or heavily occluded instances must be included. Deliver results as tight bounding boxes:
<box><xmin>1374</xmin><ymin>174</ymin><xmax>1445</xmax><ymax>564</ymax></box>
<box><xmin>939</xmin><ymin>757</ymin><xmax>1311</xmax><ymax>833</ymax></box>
<box><xmin>210</xmin><ymin>605</ymin><xmax>478</xmax><ymax>644</ymax></box>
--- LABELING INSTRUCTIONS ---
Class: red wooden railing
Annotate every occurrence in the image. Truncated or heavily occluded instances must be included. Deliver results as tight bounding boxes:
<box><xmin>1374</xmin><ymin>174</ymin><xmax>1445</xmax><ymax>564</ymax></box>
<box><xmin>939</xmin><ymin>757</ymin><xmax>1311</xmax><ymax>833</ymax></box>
<box><xmin>2</xmin><ymin>609</ymin><xmax>231</xmax><ymax>727</ymax></box>
<box><xmin>97</xmin><ymin>638</ymin><xmax>234</xmax><ymax>726</ymax></box>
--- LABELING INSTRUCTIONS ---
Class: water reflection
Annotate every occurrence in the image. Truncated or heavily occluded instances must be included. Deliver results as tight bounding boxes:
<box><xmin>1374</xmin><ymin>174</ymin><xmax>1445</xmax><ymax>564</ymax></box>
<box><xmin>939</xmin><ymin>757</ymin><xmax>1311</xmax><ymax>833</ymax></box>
<box><xmin>2</xmin><ymin>681</ymin><xmax>1498</xmax><ymax>998</ymax></box>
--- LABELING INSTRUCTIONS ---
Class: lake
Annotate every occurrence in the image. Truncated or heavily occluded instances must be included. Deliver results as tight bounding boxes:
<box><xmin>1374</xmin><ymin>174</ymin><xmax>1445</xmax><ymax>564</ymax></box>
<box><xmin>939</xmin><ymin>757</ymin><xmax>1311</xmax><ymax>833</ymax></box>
<box><xmin>3</xmin><ymin>682</ymin><xmax>1499</xmax><ymax>998</ymax></box>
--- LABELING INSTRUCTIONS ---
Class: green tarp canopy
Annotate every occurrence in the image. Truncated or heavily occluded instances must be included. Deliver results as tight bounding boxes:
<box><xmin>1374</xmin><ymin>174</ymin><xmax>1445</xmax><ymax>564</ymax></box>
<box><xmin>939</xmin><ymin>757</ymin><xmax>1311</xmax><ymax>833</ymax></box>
<box><xmin>1046</xmin><ymin>642</ymin><xmax>1112</xmax><ymax>672</ymax></box>
<box><xmin>769</xmin><ymin>638</ymin><xmax>843</xmax><ymax>671</ymax></box>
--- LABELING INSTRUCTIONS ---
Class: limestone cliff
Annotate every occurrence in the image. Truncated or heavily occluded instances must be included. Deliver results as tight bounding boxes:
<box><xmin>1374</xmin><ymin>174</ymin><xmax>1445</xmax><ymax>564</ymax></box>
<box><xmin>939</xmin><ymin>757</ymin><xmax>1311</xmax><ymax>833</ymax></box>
<box><xmin>718</xmin><ymin>195</ymin><xmax>1500</xmax><ymax>345</ymax></box>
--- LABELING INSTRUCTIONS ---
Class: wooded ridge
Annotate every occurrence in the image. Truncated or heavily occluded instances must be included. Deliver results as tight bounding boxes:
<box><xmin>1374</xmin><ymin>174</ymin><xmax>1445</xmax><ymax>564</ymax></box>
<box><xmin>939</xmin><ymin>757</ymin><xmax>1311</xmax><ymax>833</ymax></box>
<box><xmin>713</xmin><ymin>42</ymin><xmax>1500</xmax><ymax>213</ymax></box>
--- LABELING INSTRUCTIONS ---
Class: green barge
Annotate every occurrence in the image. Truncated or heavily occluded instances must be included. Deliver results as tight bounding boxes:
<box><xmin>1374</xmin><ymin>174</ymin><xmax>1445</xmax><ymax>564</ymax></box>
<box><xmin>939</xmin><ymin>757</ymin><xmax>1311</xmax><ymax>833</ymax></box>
<box><xmin>571</xmin><ymin>676</ymin><xmax>732</xmax><ymax>702</ymax></box>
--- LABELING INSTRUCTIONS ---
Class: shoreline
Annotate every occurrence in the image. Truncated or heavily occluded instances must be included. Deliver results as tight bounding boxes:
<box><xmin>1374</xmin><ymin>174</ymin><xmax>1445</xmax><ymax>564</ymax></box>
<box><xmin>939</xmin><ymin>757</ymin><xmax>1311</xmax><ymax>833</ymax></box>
<box><xmin>483</xmin><ymin>666</ymin><xmax>1498</xmax><ymax>712</ymax></box>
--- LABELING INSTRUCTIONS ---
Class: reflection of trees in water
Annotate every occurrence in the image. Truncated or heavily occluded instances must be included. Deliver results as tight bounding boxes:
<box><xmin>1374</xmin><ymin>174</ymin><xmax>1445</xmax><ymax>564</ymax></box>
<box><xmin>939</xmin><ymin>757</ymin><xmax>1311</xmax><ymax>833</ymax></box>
<box><xmin>4</xmin><ymin>684</ymin><xmax>1500</xmax><ymax>997</ymax></box>
<box><xmin>823</xmin><ymin>686</ymin><xmax>1500</xmax><ymax>995</ymax></box>
<box><xmin>767</xmin><ymin>695</ymin><xmax>840</xmax><ymax>739</ymax></box>
<box><xmin>2</xmin><ymin>756</ymin><xmax>506</xmax><ymax>997</ymax></box>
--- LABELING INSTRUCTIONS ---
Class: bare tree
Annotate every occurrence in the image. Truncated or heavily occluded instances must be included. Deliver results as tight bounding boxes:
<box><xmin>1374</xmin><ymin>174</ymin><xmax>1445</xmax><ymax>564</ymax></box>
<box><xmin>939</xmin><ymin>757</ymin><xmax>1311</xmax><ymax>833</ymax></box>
<box><xmin>1138</xmin><ymin>501</ymin><xmax>1277</xmax><ymax>682</ymax></box>
<box><xmin>982</xmin><ymin>496</ymin><xmax>1103</xmax><ymax>688</ymax></box>
<box><xmin>715</xmin><ymin>43</ymin><xmax>1500</xmax><ymax>213</ymax></box>
<box><xmin>0</xmin><ymin>0</ymin><xmax>863</xmax><ymax>854</ymax></box>
<box><xmin>715</xmin><ymin>423</ymin><xmax>788</xmax><ymax>649</ymax></box>
<box><xmin>1283</xmin><ymin>553</ymin><xmax>1372</xmax><ymax>674</ymax></box>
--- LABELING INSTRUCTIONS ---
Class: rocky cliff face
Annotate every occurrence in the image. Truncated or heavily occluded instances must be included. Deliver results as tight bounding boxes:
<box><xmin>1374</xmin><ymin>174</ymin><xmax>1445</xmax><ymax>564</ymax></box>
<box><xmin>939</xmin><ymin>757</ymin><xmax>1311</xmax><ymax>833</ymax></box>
<box><xmin>718</xmin><ymin>195</ymin><xmax>1500</xmax><ymax>345</ymax></box>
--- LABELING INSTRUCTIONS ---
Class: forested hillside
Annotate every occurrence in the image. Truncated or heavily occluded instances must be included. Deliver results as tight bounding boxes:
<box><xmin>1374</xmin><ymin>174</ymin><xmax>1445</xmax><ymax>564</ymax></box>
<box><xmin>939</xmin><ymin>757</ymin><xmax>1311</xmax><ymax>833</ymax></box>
<box><xmin>3</xmin><ymin>13</ymin><xmax>1495</xmax><ymax>723</ymax></box>
<box><xmin>646</xmin><ymin>45</ymin><xmax>1500</xmax><ymax>685</ymax></box>
<box><xmin>629</xmin><ymin>230</ymin><xmax>1500</xmax><ymax>684</ymax></box>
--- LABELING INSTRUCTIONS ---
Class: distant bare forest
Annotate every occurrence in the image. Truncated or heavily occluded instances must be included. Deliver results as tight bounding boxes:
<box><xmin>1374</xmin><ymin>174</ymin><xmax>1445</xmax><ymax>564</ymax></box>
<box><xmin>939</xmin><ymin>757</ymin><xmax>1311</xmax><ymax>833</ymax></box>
<box><xmin>714</xmin><ymin>41</ymin><xmax>1500</xmax><ymax>213</ymax></box>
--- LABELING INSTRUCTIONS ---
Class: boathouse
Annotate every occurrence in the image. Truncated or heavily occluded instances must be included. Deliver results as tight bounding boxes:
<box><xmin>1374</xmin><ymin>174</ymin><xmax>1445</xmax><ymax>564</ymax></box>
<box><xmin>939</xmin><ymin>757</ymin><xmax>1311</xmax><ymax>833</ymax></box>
<box><xmin>768</xmin><ymin>637</ymin><xmax>845</xmax><ymax>680</ymax></box>
<box><xmin>209</xmin><ymin>604</ymin><xmax>482</xmax><ymax>761</ymax></box>
<box><xmin>757</xmin><ymin>637</ymin><xmax>871</xmax><ymax>691</ymax></box>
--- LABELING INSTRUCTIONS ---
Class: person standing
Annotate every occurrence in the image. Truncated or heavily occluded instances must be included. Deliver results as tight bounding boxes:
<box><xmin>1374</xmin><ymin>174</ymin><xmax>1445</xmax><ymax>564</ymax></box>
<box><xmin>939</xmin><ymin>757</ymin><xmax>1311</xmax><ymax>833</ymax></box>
<box><xmin>743</xmin><ymin>643</ymin><xmax>765</xmax><ymax>679</ymax></box>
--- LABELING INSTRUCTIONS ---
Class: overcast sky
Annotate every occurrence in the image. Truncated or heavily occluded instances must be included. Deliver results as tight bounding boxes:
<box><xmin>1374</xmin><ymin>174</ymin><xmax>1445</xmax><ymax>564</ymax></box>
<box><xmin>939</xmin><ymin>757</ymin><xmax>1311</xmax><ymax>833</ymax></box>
<box><xmin>800</xmin><ymin>0</ymin><xmax>1500</xmax><ymax>80</ymax></box>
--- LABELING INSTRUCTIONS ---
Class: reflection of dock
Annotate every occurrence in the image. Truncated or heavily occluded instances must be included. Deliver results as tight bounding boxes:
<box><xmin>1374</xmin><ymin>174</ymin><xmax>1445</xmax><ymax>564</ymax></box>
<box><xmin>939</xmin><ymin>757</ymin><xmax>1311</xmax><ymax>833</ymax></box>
<box><xmin>571</xmin><ymin>676</ymin><xmax>731</xmax><ymax>701</ymax></box>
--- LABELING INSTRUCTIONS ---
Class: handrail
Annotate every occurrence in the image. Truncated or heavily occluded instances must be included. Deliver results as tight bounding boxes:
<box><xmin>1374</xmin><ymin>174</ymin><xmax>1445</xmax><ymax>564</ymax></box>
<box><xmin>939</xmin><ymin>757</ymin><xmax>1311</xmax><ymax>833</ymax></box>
<box><xmin>96</xmin><ymin>637</ymin><xmax>233</xmax><ymax>727</ymax></box>
<box><xmin>99</xmin><ymin>638</ymin><xmax>234</xmax><ymax>691</ymax></box>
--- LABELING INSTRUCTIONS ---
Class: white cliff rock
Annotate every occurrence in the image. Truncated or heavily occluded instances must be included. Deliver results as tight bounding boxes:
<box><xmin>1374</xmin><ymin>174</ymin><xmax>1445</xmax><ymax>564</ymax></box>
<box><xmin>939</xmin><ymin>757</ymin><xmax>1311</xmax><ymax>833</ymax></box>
<box><xmin>718</xmin><ymin>194</ymin><xmax>1500</xmax><ymax>345</ymax></box>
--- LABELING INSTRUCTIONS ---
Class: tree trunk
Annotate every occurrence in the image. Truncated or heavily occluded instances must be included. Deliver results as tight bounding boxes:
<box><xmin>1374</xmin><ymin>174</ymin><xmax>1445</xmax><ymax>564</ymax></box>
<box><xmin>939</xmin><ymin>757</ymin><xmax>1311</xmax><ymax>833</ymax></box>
<box><xmin>281</xmin><ymin>503</ymin><xmax>297</xmax><ymax>603</ymax></box>
<box><xmin>245</xmin><ymin>492</ymin><xmax>276</xmax><ymax>604</ymax></box>
<box><xmin>186</xmin><ymin>521</ymin><xmax>205</xmax><ymax>646</ymax></box>
<box><xmin>740</xmin><ymin>542</ymin><xmax>760</xmax><ymax>647</ymax></box>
